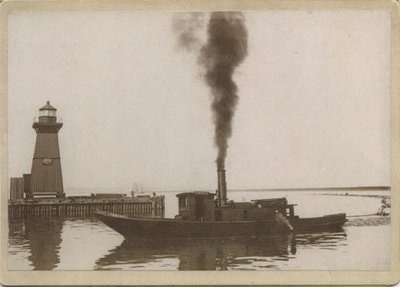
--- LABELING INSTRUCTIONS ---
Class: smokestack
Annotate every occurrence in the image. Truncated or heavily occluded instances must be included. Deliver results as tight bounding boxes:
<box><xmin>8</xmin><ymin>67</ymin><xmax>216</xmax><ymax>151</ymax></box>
<box><xmin>217</xmin><ymin>168</ymin><xmax>227</xmax><ymax>206</ymax></box>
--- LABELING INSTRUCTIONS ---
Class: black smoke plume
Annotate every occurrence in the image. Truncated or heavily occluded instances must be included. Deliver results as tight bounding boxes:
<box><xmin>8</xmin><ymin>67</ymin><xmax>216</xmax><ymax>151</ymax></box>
<box><xmin>199</xmin><ymin>12</ymin><xmax>248</xmax><ymax>169</ymax></box>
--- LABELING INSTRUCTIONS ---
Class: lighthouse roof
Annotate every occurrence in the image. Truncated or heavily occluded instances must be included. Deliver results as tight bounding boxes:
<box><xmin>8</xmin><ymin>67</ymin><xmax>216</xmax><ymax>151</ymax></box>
<box><xmin>39</xmin><ymin>101</ymin><xmax>57</xmax><ymax>111</ymax></box>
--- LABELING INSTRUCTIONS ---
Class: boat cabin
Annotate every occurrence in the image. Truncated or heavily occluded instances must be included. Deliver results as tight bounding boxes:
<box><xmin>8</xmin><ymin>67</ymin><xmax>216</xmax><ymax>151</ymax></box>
<box><xmin>175</xmin><ymin>192</ymin><xmax>215</xmax><ymax>221</ymax></box>
<box><xmin>175</xmin><ymin>192</ymin><xmax>297</xmax><ymax>222</ymax></box>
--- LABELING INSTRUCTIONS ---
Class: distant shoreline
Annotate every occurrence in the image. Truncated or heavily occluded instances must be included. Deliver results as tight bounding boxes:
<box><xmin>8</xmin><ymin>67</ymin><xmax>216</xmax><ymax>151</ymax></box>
<box><xmin>148</xmin><ymin>186</ymin><xmax>390</xmax><ymax>193</ymax></box>
<box><xmin>66</xmin><ymin>186</ymin><xmax>390</xmax><ymax>194</ymax></box>
<box><xmin>228</xmin><ymin>186</ymin><xmax>390</xmax><ymax>192</ymax></box>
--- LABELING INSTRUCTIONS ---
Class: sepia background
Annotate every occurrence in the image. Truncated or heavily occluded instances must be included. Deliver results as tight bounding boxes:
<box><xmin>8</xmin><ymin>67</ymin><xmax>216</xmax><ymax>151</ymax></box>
<box><xmin>8</xmin><ymin>11</ymin><xmax>390</xmax><ymax>192</ymax></box>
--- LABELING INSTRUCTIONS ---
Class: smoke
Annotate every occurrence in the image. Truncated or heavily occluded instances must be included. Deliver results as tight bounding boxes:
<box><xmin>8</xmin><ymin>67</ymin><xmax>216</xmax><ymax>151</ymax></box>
<box><xmin>199</xmin><ymin>12</ymin><xmax>248</xmax><ymax>170</ymax></box>
<box><xmin>173</xmin><ymin>12</ymin><xmax>248</xmax><ymax>170</ymax></box>
<box><xmin>172</xmin><ymin>13</ymin><xmax>205</xmax><ymax>52</ymax></box>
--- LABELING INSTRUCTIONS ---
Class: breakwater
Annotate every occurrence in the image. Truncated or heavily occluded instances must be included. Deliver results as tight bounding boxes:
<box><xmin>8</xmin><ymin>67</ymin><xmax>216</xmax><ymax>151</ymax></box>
<box><xmin>8</xmin><ymin>196</ymin><xmax>165</xmax><ymax>219</ymax></box>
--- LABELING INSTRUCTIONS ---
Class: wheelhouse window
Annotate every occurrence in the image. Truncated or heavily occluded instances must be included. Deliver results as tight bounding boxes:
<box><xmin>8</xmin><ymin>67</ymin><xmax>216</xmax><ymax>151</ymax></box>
<box><xmin>179</xmin><ymin>197</ymin><xmax>188</xmax><ymax>209</ymax></box>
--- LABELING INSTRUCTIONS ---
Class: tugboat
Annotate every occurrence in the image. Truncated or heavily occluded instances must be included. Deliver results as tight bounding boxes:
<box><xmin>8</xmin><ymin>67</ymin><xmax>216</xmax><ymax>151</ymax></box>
<box><xmin>95</xmin><ymin>169</ymin><xmax>346</xmax><ymax>238</ymax></box>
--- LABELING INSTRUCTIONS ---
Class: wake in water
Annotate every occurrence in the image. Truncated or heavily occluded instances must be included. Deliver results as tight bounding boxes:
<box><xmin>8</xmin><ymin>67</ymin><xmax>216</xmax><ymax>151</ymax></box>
<box><xmin>345</xmin><ymin>215</ymin><xmax>390</xmax><ymax>227</ymax></box>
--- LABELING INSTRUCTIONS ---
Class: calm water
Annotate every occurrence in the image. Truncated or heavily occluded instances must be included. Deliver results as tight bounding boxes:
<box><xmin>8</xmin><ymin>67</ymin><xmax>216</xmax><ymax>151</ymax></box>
<box><xmin>8</xmin><ymin>190</ymin><xmax>390</xmax><ymax>270</ymax></box>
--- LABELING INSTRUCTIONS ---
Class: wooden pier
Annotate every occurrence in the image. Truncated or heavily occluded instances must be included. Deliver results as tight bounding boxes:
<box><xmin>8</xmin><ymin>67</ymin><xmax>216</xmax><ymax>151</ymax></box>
<box><xmin>8</xmin><ymin>196</ymin><xmax>165</xmax><ymax>219</ymax></box>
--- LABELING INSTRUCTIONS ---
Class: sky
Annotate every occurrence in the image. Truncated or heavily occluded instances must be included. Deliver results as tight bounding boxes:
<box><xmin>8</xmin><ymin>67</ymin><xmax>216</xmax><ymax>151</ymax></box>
<box><xmin>7</xmin><ymin>10</ymin><xmax>391</xmax><ymax>191</ymax></box>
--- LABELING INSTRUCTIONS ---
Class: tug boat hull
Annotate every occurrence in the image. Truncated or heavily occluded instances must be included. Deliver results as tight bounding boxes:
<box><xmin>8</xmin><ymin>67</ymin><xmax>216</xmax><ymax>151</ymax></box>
<box><xmin>95</xmin><ymin>211</ymin><xmax>346</xmax><ymax>238</ymax></box>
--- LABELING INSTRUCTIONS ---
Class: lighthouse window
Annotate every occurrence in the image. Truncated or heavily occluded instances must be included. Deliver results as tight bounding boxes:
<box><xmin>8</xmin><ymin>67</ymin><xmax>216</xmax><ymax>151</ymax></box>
<box><xmin>43</xmin><ymin>158</ymin><xmax>53</xmax><ymax>165</ymax></box>
<box><xmin>40</xmin><ymin>110</ymin><xmax>56</xmax><ymax>117</ymax></box>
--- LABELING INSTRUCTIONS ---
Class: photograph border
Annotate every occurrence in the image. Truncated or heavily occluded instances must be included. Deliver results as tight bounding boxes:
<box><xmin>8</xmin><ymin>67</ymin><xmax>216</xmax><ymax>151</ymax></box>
<box><xmin>0</xmin><ymin>0</ymin><xmax>399</xmax><ymax>285</ymax></box>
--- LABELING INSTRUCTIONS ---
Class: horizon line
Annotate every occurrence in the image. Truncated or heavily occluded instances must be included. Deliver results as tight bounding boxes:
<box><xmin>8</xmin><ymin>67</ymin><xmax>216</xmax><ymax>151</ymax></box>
<box><xmin>65</xmin><ymin>185</ymin><xmax>391</xmax><ymax>193</ymax></box>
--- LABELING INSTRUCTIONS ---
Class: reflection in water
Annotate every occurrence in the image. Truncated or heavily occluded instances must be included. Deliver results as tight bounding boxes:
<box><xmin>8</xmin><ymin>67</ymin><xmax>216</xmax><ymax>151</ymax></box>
<box><xmin>295</xmin><ymin>232</ymin><xmax>347</xmax><ymax>250</ymax></box>
<box><xmin>95</xmin><ymin>231</ymin><xmax>346</xmax><ymax>270</ymax></box>
<box><xmin>9</xmin><ymin>218</ymin><xmax>64</xmax><ymax>270</ymax></box>
<box><xmin>8</xmin><ymin>216</ymin><xmax>351</xmax><ymax>271</ymax></box>
<box><xmin>8</xmin><ymin>217</ymin><xmax>348</xmax><ymax>271</ymax></box>
<box><xmin>8</xmin><ymin>190</ymin><xmax>390</xmax><ymax>270</ymax></box>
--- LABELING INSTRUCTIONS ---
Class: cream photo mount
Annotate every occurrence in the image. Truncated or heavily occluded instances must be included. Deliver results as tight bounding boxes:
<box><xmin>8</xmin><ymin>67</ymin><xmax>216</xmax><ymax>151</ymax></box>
<box><xmin>0</xmin><ymin>0</ymin><xmax>399</xmax><ymax>285</ymax></box>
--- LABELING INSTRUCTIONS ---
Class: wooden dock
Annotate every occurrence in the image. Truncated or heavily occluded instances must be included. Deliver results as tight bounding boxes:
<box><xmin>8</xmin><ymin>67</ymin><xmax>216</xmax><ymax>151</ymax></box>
<box><xmin>8</xmin><ymin>196</ymin><xmax>165</xmax><ymax>219</ymax></box>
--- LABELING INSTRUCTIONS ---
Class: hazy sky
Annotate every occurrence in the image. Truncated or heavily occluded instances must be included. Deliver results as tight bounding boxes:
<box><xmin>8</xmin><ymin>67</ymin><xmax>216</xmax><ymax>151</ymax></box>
<box><xmin>8</xmin><ymin>11</ymin><xmax>391</xmax><ymax>191</ymax></box>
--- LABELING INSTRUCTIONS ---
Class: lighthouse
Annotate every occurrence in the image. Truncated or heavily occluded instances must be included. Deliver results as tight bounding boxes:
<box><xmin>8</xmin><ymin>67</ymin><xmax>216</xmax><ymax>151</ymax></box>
<box><xmin>28</xmin><ymin>101</ymin><xmax>65</xmax><ymax>198</ymax></box>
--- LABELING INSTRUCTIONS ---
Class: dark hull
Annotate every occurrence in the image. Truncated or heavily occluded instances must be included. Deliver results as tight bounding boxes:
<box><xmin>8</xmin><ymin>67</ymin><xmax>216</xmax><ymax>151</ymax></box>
<box><xmin>95</xmin><ymin>211</ymin><xmax>346</xmax><ymax>238</ymax></box>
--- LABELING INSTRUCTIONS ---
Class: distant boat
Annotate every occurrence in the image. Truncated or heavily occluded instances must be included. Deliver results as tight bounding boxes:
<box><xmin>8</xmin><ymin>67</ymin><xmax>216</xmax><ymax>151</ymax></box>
<box><xmin>130</xmin><ymin>183</ymin><xmax>145</xmax><ymax>198</ymax></box>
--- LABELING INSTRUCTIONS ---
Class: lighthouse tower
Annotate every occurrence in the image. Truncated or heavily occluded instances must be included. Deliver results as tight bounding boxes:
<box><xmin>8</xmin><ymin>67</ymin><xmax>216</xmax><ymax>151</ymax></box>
<box><xmin>28</xmin><ymin>101</ymin><xmax>65</xmax><ymax>198</ymax></box>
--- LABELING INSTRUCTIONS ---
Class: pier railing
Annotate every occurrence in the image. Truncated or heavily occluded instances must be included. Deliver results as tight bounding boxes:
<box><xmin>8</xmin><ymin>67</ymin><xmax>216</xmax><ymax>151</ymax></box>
<box><xmin>8</xmin><ymin>196</ymin><xmax>165</xmax><ymax>219</ymax></box>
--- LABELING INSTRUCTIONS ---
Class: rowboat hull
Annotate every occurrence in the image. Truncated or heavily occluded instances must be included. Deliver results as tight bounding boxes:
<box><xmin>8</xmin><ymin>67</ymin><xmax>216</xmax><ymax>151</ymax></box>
<box><xmin>95</xmin><ymin>211</ymin><xmax>346</xmax><ymax>238</ymax></box>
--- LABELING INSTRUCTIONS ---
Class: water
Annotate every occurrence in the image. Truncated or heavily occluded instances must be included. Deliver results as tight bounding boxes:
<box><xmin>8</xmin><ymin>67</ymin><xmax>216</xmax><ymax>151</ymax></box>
<box><xmin>8</xmin><ymin>190</ymin><xmax>390</xmax><ymax>270</ymax></box>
